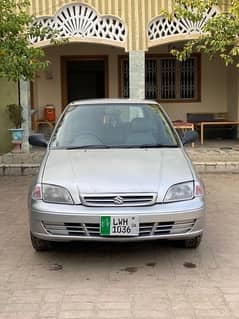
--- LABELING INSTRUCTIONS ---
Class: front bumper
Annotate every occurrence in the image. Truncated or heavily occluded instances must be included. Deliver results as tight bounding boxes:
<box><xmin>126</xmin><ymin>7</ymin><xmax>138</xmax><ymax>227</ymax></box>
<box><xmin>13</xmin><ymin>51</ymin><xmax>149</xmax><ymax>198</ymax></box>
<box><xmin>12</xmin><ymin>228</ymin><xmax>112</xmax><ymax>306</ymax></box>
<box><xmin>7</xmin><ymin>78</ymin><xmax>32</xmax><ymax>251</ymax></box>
<box><xmin>30</xmin><ymin>197</ymin><xmax>205</xmax><ymax>242</ymax></box>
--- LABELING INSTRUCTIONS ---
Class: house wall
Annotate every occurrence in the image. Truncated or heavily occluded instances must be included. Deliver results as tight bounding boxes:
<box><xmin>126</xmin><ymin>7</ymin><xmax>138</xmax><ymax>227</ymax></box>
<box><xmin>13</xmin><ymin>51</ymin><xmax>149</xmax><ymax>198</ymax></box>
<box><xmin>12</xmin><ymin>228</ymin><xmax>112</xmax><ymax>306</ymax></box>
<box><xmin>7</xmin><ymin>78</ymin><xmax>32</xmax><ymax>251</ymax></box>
<box><xmin>30</xmin><ymin>0</ymin><xmax>229</xmax><ymax>123</ymax></box>
<box><xmin>28</xmin><ymin>0</ymin><xmax>230</xmax><ymax>51</ymax></box>
<box><xmin>148</xmin><ymin>46</ymin><xmax>227</xmax><ymax>121</ymax></box>
<box><xmin>33</xmin><ymin>43</ymin><xmax>125</xmax><ymax>120</ymax></box>
<box><xmin>0</xmin><ymin>80</ymin><xmax>18</xmax><ymax>154</ymax></box>
<box><xmin>27</xmin><ymin>0</ymin><xmax>176</xmax><ymax>51</ymax></box>
<box><xmin>162</xmin><ymin>55</ymin><xmax>228</xmax><ymax>121</ymax></box>
<box><xmin>33</xmin><ymin>43</ymin><xmax>227</xmax><ymax>122</ymax></box>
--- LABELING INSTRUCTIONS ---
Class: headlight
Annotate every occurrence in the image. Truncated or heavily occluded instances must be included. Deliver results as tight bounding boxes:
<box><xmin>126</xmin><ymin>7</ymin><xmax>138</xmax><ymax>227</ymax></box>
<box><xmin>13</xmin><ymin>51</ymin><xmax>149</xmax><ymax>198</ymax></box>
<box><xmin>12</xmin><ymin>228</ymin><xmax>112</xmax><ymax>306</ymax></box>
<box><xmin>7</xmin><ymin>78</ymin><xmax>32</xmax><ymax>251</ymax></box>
<box><xmin>164</xmin><ymin>181</ymin><xmax>194</xmax><ymax>202</ymax></box>
<box><xmin>32</xmin><ymin>184</ymin><xmax>74</xmax><ymax>204</ymax></box>
<box><xmin>42</xmin><ymin>184</ymin><xmax>73</xmax><ymax>204</ymax></box>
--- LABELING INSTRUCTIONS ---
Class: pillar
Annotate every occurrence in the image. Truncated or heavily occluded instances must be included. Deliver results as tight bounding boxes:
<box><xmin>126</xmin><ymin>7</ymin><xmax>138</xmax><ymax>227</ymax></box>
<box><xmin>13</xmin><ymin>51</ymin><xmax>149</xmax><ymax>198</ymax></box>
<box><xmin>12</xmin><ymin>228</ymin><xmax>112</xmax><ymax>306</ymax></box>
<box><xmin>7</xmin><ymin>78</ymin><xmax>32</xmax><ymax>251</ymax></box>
<box><xmin>129</xmin><ymin>51</ymin><xmax>145</xmax><ymax>99</ymax></box>
<box><xmin>19</xmin><ymin>80</ymin><xmax>31</xmax><ymax>152</ymax></box>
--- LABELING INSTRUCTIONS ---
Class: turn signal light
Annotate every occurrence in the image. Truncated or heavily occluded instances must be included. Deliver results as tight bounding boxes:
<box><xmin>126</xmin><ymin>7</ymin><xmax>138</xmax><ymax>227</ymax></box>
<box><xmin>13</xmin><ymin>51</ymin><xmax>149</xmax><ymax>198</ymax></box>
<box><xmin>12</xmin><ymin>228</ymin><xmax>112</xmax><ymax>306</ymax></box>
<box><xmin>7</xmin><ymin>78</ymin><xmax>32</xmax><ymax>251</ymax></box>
<box><xmin>32</xmin><ymin>184</ymin><xmax>42</xmax><ymax>200</ymax></box>
<box><xmin>195</xmin><ymin>182</ymin><xmax>204</xmax><ymax>197</ymax></box>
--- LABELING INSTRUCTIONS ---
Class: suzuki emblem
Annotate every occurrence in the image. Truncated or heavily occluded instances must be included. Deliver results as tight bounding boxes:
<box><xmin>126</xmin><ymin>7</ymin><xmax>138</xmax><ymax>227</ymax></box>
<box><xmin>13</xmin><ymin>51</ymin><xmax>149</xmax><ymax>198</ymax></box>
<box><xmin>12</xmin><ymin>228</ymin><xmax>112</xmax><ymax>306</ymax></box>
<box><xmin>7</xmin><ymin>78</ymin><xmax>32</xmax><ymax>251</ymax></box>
<box><xmin>113</xmin><ymin>196</ymin><xmax>124</xmax><ymax>205</ymax></box>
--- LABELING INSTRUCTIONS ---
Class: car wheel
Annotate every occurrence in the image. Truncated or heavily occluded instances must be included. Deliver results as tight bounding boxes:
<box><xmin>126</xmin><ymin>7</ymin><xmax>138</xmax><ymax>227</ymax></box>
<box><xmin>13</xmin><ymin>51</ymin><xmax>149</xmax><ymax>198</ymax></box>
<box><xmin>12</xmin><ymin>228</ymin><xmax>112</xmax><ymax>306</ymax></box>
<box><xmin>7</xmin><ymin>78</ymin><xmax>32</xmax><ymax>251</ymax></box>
<box><xmin>30</xmin><ymin>232</ymin><xmax>51</xmax><ymax>251</ymax></box>
<box><xmin>174</xmin><ymin>234</ymin><xmax>202</xmax><ymax>249</ymax></box>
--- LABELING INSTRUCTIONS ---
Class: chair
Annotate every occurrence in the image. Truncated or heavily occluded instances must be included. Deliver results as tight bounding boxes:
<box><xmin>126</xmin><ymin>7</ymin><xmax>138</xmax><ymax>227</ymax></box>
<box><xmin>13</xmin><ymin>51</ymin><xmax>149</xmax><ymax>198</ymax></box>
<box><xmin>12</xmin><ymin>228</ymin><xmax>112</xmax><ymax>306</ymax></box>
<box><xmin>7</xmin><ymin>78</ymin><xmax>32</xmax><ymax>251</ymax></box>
<box><xmin>31</xmin><ymin>108</ymin><xmax>55</xmax><ymax>132</ymax></box>
<box><xmin>35</xmin><ymin>120</ymin><xmax>55</xmax><ymax>131</ymax></box>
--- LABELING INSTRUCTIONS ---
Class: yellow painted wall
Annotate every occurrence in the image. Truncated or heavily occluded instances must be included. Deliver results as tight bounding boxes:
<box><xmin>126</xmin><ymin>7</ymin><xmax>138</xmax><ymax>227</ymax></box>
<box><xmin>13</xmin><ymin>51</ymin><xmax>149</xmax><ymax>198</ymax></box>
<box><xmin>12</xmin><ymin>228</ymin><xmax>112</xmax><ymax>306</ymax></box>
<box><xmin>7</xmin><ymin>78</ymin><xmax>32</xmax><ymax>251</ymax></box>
<box><xmin>28</xmin><ymin>0</ymin><xmax>175</xmax><ymax>51</ymax></box>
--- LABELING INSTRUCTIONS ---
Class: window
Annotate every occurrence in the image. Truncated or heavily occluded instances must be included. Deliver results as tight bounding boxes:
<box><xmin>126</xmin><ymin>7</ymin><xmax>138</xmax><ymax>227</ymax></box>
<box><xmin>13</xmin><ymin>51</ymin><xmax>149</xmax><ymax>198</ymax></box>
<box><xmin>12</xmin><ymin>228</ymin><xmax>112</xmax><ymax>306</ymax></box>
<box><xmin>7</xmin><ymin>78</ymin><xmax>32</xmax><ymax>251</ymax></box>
<box><xmin>120</xmin><ymin>55</ymin><xmax>200</xmax><ymax>102</ymax></box>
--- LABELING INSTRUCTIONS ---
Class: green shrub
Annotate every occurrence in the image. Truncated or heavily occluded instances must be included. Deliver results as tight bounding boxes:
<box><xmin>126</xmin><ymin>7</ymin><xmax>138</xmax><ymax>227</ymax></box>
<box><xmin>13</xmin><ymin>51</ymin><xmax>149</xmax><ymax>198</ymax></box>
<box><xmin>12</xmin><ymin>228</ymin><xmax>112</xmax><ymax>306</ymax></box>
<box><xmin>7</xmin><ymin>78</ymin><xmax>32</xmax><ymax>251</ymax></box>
<box><xmin>6</xmin><ymin>104</ymin><xmax>23</xmax><ymax>128</ymax></box>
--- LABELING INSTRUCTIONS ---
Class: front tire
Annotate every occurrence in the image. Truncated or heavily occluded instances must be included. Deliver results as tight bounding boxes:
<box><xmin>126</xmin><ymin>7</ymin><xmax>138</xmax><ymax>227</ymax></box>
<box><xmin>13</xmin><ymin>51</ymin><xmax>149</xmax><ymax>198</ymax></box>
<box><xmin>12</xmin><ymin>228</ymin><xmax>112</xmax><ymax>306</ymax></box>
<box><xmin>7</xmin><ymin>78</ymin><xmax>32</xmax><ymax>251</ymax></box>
<box><xmin>30</xmin><ymin>232</ymin><xmax>52</xmax><ymax>251</ymax></box>
<box><xmin>174</xmin><ymin>234</ymin><xmax>202</xmax><ymax>249</ymax></box>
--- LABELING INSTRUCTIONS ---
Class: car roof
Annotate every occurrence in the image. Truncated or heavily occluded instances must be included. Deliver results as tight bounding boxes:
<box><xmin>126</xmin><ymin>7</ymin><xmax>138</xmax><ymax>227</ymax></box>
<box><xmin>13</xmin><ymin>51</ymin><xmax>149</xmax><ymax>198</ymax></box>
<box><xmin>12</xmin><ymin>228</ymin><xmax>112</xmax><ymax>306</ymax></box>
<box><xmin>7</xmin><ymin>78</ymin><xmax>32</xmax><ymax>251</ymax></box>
<box><xmin>68</xmin><ymin>98</ymin><xmax>159</xmax><ymax>106</ymax></box>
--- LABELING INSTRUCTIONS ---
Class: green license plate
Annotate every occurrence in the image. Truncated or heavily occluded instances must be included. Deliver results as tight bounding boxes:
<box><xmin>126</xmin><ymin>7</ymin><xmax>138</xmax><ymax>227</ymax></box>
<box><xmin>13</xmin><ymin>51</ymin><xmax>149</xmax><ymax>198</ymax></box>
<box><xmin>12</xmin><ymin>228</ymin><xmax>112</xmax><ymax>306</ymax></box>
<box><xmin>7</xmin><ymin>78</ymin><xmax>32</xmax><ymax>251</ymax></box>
<box><xmin>100</xmin><ymin>216</ymin><xmax>139</xmax><ymax>236</ymax></box>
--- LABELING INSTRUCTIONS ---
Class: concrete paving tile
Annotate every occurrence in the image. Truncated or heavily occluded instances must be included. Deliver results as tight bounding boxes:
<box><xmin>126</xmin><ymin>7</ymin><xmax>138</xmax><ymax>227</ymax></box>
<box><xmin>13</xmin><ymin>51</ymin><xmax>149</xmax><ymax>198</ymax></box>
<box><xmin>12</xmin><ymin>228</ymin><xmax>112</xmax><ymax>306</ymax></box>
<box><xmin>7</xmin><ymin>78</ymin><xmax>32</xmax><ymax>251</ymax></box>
<box><xmin>95</xmin><ymin>293</ymin><xmax>131</xmax><ymax>303</ymax></box>
<box><xmin>96</xmin><ymin>302</ymin><xmax>131</xmax><ymax>311</ymax></box>
<box><xmin>58</xmin><ymin>310</ymin><xmax>94</xmax><ymax>319</ymax></box>
<box><xmin>39</xmin><ymin>302</ymin><xmax>60</xmax><ymax>317</ymax></box>
<box><xmin>222</xmin><ymin>294</ymin><xmax>239</xmax><ymax>303</ymax></box>
<box><xmin>95</xmin><ymin>310</ymin><xmax>132</xmax><ymax>318</ymax></box>
<box><xmin>133</xmin><ymin>298</ymin><xmax>170</xmax><ymax>309</ymax></box>
<box><xmin>7</xmin><ymin>295</ymin><xmax>43</xmax><ymax>304</ymax></box>
<box><xmin>220</xmin><ymin>288</ymin><xmax>239</xmax><ymax>294</ymax></box>
<box><xmin>226</xmin><ymin>303</ymin><xmax>239</xmax><ymax>317</ymax></box>
<box><xmin>132</xmin><ymin>310</ymin><xmax>172</xmax><ymax>318</ymax></box>
<box><xmin>0</xmin><ymin>314</ymin><xmax>17</xmax><ymax>319</ymax></box>
<box><xmin>63</xmin><ymin>295</ymin><xmax>97</xmax><ymax>303</ymax></box>
<box><xmin>3</xmin><ymin>303</ymin><xmax>40</xmax><ymax>313</ymax></box>
<box><xmin>0</xmin><ymin>291</ymin><xmax>10</xmax><ymax>305</ymax></box>
<box><xmin>0</xmin><ymin>313</ymin><xmax>37</xmax><ymax>319</ymax></box>
<box><xmin>44</xmin><ymin>289</ymin><xmax>65</xmax><ymax>303</ymax></box>
<box><xmin>64</xmin><ymin>288</ymin><xmax>98</xmax><ymax>296</ymax></box>
<box><xmin>61</xmin><ymin>302</ymin><xmax>94</xmax><ymax>311</ymax></box>
<box><xmin>194</xmin><ymin>307</ymin><xmax>232</xmax><ymax>317</ymax></box>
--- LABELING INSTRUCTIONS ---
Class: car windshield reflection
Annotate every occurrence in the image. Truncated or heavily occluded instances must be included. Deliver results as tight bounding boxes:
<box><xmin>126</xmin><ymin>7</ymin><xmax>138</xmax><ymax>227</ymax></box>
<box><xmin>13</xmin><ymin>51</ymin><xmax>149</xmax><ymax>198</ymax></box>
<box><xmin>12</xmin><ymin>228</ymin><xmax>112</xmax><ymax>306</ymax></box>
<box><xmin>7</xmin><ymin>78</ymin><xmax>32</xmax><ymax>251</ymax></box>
<box><xmin>51</xmin><ymin>103</ymin><xmax>178</xmax><ymax>149</ymax></box>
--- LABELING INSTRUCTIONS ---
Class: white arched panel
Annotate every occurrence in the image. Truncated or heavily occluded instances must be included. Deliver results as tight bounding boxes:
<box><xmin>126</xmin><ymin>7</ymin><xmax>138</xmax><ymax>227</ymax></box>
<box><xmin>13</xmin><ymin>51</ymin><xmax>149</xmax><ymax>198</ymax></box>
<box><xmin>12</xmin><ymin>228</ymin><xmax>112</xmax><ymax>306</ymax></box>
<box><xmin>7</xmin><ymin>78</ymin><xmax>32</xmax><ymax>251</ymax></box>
<box><xmin>148</xmin><ymin>6</ymin><xmax>219</xmax><ymax>47</ymax></box>
<box><xmin>30</xmin><ymin>3</ymin><xmax>127</xmax><ymax>48</ymax></box>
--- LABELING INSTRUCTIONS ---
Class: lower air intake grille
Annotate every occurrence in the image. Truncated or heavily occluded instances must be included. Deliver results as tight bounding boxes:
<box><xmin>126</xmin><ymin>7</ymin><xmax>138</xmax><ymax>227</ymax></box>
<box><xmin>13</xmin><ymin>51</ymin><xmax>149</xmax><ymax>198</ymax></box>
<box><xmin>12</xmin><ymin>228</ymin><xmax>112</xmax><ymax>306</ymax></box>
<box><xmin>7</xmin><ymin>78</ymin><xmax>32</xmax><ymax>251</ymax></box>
<box><xmin>42</xmin><ymin>219</ymin><xmax>196</xmax><ymax>237</ymax></box>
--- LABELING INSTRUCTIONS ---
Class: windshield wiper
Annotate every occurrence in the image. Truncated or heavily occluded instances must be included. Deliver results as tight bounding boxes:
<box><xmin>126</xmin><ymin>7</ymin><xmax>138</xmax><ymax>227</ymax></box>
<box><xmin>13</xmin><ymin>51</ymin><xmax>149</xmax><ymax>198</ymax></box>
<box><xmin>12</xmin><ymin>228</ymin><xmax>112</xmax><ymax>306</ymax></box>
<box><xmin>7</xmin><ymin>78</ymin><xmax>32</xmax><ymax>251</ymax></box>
<box><xmin>65</xmin><ymin>144</ymin><xmax>178</xmax><ymax>150</ymax></box>
<box><xmin>94</xmin><ymin>144</ymin><xmax>179</xmax><ymax>149</ymax></box>
<box><xmin>138</xmin><ymin>144</ymin><xmax>178</xmax><ymax>148</ymax></box>
<box><xmin>66</xmin><ymin>144</ymin><xmax>111</xmax><ymax>150</ymax></box>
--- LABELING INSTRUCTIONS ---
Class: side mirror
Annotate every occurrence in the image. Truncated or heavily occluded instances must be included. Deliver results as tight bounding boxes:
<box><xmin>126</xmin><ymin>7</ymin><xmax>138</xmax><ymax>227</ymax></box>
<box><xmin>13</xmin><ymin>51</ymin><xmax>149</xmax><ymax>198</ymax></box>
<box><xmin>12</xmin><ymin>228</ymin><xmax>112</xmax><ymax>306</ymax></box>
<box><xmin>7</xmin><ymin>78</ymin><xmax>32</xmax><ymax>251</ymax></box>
<box><xmin>182</xmin><ymin>131</ymin><xmax>198</xmax><ymax>145</ymax></box>
<box><xmin>29</xmin><ymin>133</ymin><xmax>48</xmax><ymax>148</ymax></box>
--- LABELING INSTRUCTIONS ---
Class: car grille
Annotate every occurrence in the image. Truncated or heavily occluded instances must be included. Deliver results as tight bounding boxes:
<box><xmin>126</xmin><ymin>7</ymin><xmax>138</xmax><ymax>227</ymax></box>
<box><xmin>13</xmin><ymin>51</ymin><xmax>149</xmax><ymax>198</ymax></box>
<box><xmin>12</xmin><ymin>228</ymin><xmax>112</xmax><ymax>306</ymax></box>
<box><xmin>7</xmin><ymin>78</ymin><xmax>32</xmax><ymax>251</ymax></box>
<box><xmin>42</xmin><ymin>219</ymin><xmax>196</xmax><ymax>237</ymax></box>
<box><xmin>81</xmin><ymin>193</ymin><xmax>157</xmax><ymax>207</ymax></box>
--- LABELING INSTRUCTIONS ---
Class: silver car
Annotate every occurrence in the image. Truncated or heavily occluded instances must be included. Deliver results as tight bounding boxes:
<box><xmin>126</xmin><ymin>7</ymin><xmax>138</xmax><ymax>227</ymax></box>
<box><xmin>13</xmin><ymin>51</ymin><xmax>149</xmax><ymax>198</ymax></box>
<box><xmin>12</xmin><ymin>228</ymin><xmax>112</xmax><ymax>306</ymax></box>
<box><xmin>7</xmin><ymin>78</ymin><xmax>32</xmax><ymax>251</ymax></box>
<box><xmin>29</xmin><ymin>99</ymin><xmax>205</xmax><ymax>251</ymax></box>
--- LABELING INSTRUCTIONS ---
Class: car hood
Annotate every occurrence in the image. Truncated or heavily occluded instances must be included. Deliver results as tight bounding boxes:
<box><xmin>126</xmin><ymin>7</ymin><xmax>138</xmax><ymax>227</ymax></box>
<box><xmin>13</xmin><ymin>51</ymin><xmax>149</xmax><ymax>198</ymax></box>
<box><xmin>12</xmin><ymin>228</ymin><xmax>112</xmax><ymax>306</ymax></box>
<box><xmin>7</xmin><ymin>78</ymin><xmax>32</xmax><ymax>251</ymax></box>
<box><xmin>42</xmin><ymin>148</ymin><xmax>193</xmax><ymax>200</ymax></box>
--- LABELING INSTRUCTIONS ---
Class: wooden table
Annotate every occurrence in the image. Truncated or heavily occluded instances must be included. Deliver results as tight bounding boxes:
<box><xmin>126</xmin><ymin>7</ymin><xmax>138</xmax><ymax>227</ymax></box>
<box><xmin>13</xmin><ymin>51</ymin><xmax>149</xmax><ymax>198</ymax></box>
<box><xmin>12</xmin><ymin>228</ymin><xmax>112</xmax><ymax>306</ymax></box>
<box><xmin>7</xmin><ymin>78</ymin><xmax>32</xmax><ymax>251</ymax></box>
<box><xmin>173</xmin><ymin>121</ymin><xmax>195</xmax><ymax>147</ymax></box>
<box><xmin>199</xmin><ymin>121</ymin><xmax>239</xmax><ymax>145</ymax></box>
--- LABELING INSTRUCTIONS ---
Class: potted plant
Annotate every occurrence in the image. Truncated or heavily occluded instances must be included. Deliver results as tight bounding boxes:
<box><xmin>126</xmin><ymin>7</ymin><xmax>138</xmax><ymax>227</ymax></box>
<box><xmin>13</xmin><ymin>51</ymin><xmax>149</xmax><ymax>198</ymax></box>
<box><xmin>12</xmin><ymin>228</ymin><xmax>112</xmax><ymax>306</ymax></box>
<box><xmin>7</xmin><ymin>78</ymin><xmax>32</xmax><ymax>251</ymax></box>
<box><xmin>6</xmin><ymin>104</ymin><xmax>24</xmax><ymax>152</ymax></box>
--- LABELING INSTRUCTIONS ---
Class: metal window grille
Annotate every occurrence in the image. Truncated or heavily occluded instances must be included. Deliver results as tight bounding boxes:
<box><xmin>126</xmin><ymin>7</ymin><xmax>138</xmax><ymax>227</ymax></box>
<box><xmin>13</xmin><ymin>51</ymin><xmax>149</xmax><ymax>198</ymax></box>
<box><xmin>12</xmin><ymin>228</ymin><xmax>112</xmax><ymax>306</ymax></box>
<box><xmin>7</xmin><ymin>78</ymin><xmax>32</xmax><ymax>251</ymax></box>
<box><xmin>122</xmin><ymin>60</ymin><xmax>129</xmax><ymax>98</ymax></box>
<box><xmin>180</xmin><ymin>58</ymin><xmax>195</xmax><ymax>99</ymax></box>
<box><xmin>120</xmin><ymin>56</ymin><xmax>198</xmax><ymax>101</ymax></box>
<box><xmin>160</xmin><ymin>59</ymin><xmax>176</xmax><ymax>100</ymax></box>
<box><xmin>145</xmin><ymin>59</ymin><xmax>157</xmax><ymax>99</ymax></box>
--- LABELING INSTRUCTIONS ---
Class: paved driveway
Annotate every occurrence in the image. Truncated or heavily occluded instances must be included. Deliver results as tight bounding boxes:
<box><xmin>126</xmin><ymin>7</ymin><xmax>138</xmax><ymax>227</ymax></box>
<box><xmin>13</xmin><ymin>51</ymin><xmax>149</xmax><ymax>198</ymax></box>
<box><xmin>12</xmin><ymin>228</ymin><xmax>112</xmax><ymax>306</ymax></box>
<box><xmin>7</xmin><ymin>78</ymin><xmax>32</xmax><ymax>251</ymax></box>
<box><xmin>0</xmin><ymin>174</ymin><xmax>239</xmax><ymax>319</ymax></box>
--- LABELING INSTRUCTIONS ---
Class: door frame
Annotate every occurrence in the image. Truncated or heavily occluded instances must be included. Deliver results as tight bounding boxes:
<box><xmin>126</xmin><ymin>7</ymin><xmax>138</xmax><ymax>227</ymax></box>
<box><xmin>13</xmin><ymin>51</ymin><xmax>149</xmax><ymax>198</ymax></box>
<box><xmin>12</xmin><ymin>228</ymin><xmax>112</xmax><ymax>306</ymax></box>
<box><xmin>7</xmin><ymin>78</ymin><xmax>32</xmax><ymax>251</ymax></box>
<box><xmin>61</xmin><ymin>55</ymin><xmax>109</xmax><ymax>110</ymax></box>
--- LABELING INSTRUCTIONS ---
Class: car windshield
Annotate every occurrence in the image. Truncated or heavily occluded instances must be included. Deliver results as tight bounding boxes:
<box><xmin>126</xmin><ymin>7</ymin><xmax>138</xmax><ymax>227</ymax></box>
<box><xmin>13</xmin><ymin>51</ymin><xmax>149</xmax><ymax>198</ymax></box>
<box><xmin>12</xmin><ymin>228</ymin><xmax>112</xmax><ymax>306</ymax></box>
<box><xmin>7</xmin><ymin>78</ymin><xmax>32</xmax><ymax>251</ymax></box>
<box><xmin>50</xmin><ymin>103</ymin><xmax>178</xmax><ymax>149</ymax></box>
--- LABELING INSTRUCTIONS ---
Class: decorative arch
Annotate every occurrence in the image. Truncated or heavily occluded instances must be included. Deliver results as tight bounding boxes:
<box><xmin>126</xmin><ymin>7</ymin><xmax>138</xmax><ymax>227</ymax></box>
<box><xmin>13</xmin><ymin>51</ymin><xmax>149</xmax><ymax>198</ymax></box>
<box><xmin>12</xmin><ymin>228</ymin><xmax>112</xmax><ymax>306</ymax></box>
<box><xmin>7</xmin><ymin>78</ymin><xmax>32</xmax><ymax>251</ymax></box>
<box><xmin>30</xmin><ymin>3</ymin><xmax>127</xmax><ymax>48</ymax></box>
<box><xmin>147</xmin><ymin>6</ymin><xmax>219</xmax><ymax>47</ymax></box>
